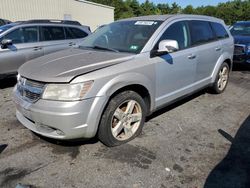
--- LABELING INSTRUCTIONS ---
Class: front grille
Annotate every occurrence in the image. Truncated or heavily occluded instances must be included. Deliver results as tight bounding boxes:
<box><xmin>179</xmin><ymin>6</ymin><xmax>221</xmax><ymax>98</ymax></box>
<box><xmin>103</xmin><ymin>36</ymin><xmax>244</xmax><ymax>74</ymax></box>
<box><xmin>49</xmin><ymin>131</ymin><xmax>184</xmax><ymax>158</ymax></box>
<box><xmin>17</xmin><ymin>77</ymin><xmax>45</xmax><ymax>103</ymax></box>
<box><xmin>234</xmin><ymin>44</ymin><xmax>246</xmax><ymax>55</ymax></box>
<box><xmin>25</xmin><ymin>79</ymin><xmax>44</xmax><ymax>89</ymax></box>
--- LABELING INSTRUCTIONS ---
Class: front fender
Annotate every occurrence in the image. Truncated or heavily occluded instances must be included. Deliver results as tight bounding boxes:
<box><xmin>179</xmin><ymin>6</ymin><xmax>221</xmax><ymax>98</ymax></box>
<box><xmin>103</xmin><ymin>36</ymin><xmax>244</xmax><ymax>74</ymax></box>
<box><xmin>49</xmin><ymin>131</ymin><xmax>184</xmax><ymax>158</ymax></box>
<box><xmin>96</xmin><ymin>72</ymin><xmax>155</xmax><ymax>111</ymax></box>
<box><xmin>84</xmin><ymin>72</ymin><xmax>155</xmax><ymax>137</ymax></box>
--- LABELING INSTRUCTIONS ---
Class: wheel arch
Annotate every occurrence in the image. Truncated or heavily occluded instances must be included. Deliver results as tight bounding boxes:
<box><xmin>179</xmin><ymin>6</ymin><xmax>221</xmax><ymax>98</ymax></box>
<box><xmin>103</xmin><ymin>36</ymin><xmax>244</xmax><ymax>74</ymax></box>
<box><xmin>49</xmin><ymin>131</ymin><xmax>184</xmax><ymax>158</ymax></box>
<box><xmin>211</xmin><ymin>52</ymin><xmax>233</xmax><ymax>83</ymax></box>
<box><xmin>108</xmin><ymin>84</ymin><xmax>151</xmax><ymax>115</ymax></box>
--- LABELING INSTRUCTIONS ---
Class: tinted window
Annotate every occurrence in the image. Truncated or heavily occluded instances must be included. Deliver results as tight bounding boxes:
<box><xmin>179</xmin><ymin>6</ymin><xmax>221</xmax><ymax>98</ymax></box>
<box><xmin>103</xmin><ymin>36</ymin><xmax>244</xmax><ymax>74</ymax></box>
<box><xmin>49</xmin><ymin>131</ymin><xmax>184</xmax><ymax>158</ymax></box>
<box><xmin>0</xmin><ymin>19</ymin><xmax>5</xmax><ymax>26</ymax></box>
<box><xmin>65</xmin><ymin>27</ymin><xmax>88</xmax><ymax>39</ymax></box>
<box><xmin>40</xmin><ymin>26</ymin><xmax>65</xmax><ymax>41</ymax></box>
<box><xmin>158</xmin><ymin>21</ymin><xmax>190</xmax><ymax>51</ymax></box>
<box><xmin>189</xmin><ymin>21</ymin><xmax>215</xmax><ymax>46</ymax></box>
<box><xmin>211</xmin><ymin>22</ymin><xmax>229</xmax><ymax>39</ymax></box>
<box><xmin>22</xmin><ymin>27</ymin><xmax>38</xmax><ymax>43</ymax></box>
<box><xmin>4</xmin><ymin>28</ymin><xmax>23</xmax><ymax>44</ymax></box>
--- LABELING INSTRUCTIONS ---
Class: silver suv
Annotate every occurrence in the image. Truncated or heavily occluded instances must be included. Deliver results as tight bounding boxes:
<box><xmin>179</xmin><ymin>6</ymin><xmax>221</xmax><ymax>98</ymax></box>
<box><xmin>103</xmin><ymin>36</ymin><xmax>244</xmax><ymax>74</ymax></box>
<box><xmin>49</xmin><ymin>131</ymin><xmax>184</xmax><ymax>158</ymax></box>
<box><xmin>0</xmin><ymin>20</ymin><xmax>91</xmax><ymax>79</ymax></box>
<box><xmin>13</xmin><ymin>15</ymin><xmax>234</xmax><ymax>146</ymax></box>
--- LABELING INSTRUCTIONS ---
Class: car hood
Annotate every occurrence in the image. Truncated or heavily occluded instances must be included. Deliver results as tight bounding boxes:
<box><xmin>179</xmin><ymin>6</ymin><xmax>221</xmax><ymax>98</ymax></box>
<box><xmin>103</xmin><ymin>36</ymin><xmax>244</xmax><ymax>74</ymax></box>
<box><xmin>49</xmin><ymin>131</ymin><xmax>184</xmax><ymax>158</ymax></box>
<box><xmin>19</xmin><ymin>48</ymin><xmax>135</xmax><ymax>83</ymax></box>
<box><xmin>233</xmin><ymin>35</ymin><xmax>250</xmax><ymax>45</ymax></box>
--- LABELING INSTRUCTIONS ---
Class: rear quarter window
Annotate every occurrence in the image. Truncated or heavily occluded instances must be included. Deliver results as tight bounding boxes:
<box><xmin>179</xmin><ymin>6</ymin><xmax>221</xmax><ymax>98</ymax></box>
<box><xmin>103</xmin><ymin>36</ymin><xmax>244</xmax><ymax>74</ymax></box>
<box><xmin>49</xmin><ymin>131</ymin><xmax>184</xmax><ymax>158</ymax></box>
<box><xmin>211</xmin><ymin>22</ymin><xmax>229</xmax><ymax>39</ymax></box>
<box><xmin>65</xmin><ymin>27</ymin><xmax>88</xmax><ymax>39</ymax></box>
<box><xmin>189</xmin><ymin>20</ymin><xmax>216</xmax><ymax>46</ymax></box>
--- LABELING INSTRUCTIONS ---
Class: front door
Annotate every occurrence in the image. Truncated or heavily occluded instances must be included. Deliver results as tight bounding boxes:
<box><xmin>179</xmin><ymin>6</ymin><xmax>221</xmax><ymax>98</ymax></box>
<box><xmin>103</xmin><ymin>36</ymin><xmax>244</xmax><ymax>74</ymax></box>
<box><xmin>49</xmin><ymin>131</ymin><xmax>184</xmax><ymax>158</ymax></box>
<box><xmin>151</xmin><ymin>21</ymin><xmax>197</xmax><ymax>108</ymax></box>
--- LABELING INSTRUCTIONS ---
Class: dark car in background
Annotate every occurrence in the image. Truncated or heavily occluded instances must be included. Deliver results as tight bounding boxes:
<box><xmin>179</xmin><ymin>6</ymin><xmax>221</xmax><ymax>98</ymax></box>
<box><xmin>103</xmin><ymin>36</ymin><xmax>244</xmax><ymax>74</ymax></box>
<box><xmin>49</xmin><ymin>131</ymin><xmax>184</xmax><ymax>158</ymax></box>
<box><xmin>0</xmin><ymin>19</ymin><xmax>91</xmax><ymax>79</ymax></box>
<box><xmin>0</xmin><ymin>19</ymin><xmax>11</xmax><ymax>26</ymax></box>
<box><xmin>230</xmin><ymin>21</ymin><xmax>250</xmax><ymax>64</ymax></box>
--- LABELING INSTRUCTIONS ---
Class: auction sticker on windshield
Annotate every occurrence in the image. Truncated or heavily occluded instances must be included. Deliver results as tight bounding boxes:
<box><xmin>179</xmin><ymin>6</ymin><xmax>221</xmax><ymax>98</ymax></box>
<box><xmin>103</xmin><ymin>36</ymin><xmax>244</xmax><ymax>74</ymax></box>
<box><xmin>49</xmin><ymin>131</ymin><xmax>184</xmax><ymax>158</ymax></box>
<box><xmin>135</xmin><ymin>21</ymin><xmax>157</xmax><ymax>25</ymax></box>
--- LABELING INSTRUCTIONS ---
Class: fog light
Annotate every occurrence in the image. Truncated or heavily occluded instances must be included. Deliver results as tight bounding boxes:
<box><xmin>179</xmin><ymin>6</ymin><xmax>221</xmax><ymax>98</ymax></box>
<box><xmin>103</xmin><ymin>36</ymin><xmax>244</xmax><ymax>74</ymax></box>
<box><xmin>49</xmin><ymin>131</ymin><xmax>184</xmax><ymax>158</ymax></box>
<box><xmin>37</xmin><ymin>123</ymin><xmax>55</xmax><ymax>133</ymax></box>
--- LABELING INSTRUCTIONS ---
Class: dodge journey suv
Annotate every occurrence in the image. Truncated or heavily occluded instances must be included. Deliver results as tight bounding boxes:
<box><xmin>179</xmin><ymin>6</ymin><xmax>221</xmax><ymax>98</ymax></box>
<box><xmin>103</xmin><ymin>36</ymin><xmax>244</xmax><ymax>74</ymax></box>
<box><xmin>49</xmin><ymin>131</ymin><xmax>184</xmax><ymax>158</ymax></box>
<box><xmin>13</xmin><ymin>15</ymin><xmax>234</xmax><ymax>146</ymax></box>
<box><xmin>0</xmin><ymin>19</ymin><xmax>91</xmax><ymax>79</ymax></box>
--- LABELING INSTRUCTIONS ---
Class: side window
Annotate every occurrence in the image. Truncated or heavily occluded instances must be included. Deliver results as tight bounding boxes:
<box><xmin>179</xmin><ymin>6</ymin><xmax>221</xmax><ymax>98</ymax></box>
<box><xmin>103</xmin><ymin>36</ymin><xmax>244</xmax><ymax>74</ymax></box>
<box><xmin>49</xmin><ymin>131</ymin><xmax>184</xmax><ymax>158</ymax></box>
<box><xmin>65</xmin><ymin>27</ymin><xmax>88</xmax><ymax>39</ymax></box>
<box><xmin>157</xmin><ymin>21</ymin><xmax>190</xmax><ymax>51</ymax></box>
<box><xmin>22</xmin><ymin>27</ymin><xmax>38</xmax><ymax>43</ymax></box>
<box><xmin>189</xmin><ymin>20</ymin><xmax>216</xmax><ymax>46</ymax></box>
<box><xmin>211</xmin><ymin>22</ymin><xmax>229</xmax><ymax>39</ymax></box>
<box><xmin>0</xmin><ymin>20</ymin><xmax>4</xmax><ymax>25</ymax></box>
<box><xmin>40</xmin><ymin>26</ymin><xmax>65</xmax><ymax>41</ymax></box>
<box><xmin>4</xmin><ymin>28</ymin><xmax>23</xmax><ymax>44</ymax></box>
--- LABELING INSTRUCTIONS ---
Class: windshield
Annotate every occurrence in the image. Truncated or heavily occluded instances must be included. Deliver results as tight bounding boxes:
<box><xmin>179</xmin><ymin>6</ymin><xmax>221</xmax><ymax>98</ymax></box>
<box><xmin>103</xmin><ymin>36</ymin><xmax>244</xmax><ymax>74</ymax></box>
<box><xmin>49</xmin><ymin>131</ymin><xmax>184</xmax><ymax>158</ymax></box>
<box><xmin>230</xmin><ymin>23</ymin><xmax>250</xmax><ymax>36</ymax></box>
<box><xmin>80</xmin><ymin>20</ymin><xmax>162</xmax><ymax>54</ymax></box>
<box><xmin>0</xmin><ymin>23</ymin><xmax>16</xmax><ymax>34</ymax></box>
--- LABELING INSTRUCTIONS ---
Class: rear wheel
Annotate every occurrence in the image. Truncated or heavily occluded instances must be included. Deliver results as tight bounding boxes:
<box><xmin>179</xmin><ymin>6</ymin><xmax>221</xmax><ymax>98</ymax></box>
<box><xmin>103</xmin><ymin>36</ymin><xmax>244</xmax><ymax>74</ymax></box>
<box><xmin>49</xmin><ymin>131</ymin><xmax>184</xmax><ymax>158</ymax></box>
<box><xmin>211</xmin><ymin>62</ymin><xmax>230</xmax><ymax>94</ymax></box>
<box><xmin>98</xmin><ymin>91</ymin><xmax>147</xmax><ymax>147</ymax></box>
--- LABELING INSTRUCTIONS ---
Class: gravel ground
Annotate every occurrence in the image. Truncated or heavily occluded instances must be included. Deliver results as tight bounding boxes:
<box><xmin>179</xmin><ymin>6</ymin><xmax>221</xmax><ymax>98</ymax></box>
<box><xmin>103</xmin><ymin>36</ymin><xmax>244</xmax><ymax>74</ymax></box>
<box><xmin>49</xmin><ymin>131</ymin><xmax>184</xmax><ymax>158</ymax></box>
<box><xmin>0</xmin><ymin>65</ymin><xmax>249</xmax><ymax>188</ymax></box>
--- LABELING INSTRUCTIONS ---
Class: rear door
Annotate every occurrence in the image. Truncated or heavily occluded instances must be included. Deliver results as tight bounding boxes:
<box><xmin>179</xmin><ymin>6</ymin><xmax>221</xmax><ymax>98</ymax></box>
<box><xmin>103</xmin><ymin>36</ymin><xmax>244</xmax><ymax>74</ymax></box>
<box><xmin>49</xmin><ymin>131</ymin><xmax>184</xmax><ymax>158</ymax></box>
<box><xmin>188</xmin><ymin>20</ymin><xmax>221</xmax><ymax>82</ymax></box>
<box><xmin>210</xmin><ymin>22</ymin><xmax>232</xmax><ymax>60</ymax></box>
<box><xmin>39</xmin><ymin>26</ymin><xmax>68</xmax><ymax>55</ymax></box>
<box><xmin>0</xmin><ymin>26</ymin><xmax>43</xmax><ymax>75</ymax></box>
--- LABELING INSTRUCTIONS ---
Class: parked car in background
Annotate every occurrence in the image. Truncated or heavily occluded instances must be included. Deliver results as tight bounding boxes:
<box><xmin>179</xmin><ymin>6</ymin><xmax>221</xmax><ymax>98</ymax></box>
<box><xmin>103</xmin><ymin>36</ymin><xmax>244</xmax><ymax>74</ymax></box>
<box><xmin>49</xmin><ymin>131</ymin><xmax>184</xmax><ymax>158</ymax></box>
<box><xmin>230</xmin><ymin>21</ymin><xmax>250</xmax><ymax>64</ymax></box>
<box><xmin>0</xmin><ymin>19</ymin><xmax>91</xmax><ymax>79</ymax></box>
<box><xmin>0</xmin><ymin>18</ymin><xmax>11</xmax><ymax>26</ymax></box>
<box><xmin>13</xmin><ymin>15</ymin><xmax>233</xmax><ymax>147</ymax></box>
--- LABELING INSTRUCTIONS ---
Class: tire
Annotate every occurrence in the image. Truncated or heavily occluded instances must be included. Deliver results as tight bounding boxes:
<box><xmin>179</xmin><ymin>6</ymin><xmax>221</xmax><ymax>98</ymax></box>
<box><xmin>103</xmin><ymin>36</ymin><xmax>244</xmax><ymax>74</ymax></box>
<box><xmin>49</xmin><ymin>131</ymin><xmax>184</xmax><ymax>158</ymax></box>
<box><xmin>98</xmin><ymin>90</ymin><xmax>147</xmax><ymax>147</ymax></box>
<box><xmin>211</xmin><ymin>62</ymin><xmax>230</xmax><ymax>94</ymax></box>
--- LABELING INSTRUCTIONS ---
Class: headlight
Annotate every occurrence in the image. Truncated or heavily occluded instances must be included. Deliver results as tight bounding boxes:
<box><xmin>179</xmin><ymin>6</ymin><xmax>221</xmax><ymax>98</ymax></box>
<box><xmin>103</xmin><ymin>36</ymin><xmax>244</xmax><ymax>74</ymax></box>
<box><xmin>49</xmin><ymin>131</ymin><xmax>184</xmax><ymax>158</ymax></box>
<box><xmin>247</xmin><ymin>45</ymin><xmax>250</xmax><ymax>53</ymax></box>
<box><xmin>42</xmin><ymin>81</ymin><xmax>93</xmax><ymax>101</ymax></box>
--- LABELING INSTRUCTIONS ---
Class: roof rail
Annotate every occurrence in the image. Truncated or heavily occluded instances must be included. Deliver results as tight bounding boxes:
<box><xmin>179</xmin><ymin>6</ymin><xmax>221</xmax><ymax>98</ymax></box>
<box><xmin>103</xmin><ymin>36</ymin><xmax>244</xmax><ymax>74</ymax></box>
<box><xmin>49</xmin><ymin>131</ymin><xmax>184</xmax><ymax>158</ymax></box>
<box><xmin>23</xmin><ymin>19</ymin><xmax>81</xmax><ymax>26</ymax></box>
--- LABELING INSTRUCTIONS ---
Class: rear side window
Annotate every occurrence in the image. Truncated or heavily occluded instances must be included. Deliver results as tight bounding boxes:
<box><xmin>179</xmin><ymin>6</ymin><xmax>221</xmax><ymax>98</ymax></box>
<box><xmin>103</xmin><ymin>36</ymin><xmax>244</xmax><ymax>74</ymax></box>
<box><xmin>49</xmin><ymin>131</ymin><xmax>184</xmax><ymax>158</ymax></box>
<box><xmin>65</xmin><ymin>27</ymin><xmax>88</xmax><ymax>39</ymax></box>
<box><xmin>189</xmin><ymin>20</ymin><xmax>216</xmax><ymax>46</ymax></box>
<box><xmin>40</xmin><ymin>26</ymin><xmax>65</xmax><ymax>41</ymax></box>
<box><xmin>211</xmin><ymin>22</ymin><xmax>229</xmax><ymax>39</ymax></box>
<box><xmin>157</xmin><ymin>21</ymin><xmax>190</xmax><ymax>51</ymax></box>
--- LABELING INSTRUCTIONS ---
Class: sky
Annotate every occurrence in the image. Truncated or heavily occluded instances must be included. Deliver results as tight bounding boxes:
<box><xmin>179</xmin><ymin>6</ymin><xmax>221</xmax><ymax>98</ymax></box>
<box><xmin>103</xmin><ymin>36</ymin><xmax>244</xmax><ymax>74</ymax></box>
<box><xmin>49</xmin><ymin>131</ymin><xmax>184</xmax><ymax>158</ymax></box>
<box><xmin>138</xmin><ymin>0</ymin><xmax>230</xmax><ymax>7</ymax></box>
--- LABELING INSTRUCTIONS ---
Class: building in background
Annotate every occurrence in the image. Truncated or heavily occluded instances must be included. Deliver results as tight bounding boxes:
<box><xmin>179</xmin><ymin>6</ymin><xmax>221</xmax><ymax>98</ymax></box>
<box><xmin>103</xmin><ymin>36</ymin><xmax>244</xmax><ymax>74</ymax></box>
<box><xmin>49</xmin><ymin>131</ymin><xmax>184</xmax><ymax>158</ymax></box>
<box><xmin>0</xmin><ymin>0</ymin><xmax>114</xmax><ymax>30</ymax></box>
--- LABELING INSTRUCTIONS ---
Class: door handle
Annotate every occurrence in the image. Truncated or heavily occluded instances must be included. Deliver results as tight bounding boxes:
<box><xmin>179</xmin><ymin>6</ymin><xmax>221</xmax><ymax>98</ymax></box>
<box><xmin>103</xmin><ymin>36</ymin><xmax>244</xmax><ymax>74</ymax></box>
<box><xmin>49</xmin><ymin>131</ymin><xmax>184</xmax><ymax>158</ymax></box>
<box><xmin>215</xmin><ymin>47</ymin><xmax>221</xmax><ymax>51</ymax></box>
<box><xmin>188</xmin><ymin>54</ymin><xmax>196</xmax><ymax>59</ymax></box>
<box><xmin>33</xmin><ymin>46</ymin><xmax>42</xmax><ymax>51</ymax></box>
<box><xmin>69</xmin><ymin>42</ymin><xmax>76</xmax><ymax>46</ymax></box>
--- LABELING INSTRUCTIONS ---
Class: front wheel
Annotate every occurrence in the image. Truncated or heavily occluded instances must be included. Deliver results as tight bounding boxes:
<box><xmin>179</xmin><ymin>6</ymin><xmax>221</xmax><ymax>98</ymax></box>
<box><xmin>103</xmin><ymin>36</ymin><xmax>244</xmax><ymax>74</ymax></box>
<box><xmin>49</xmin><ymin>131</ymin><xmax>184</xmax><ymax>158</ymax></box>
<box><xmin>98</xmin><ymin>91</ymin><xmax>147</xmax><ymax>147</ymax></box>
<box><xmin>211</xmin><ymin>62</ymin><xmax>230</xmax><ymax>94</ymax></box>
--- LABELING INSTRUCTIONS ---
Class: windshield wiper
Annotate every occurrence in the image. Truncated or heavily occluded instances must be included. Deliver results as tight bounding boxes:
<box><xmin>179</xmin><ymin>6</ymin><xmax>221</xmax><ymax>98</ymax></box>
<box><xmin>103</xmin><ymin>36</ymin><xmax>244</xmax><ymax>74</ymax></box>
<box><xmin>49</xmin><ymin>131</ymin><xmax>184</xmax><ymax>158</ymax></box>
<box><xmin>82</xmin><ymin>45</ymin><xmax>119</xmax><ymax>52</ymax></box>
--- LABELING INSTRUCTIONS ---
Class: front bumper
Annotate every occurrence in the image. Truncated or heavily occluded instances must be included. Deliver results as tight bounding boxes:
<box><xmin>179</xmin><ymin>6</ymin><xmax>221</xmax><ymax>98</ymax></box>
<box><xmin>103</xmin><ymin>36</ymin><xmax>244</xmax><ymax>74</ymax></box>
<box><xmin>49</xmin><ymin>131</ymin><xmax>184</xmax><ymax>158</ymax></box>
<box><xmin>13</xmin><ymin>86</ymin><xmax>106</xmax><ymax>140</ymax></box>
<box><xmin>233</xmin><ymin>54</ymin><xmax>250</xmax><ymax>64</ymax></box>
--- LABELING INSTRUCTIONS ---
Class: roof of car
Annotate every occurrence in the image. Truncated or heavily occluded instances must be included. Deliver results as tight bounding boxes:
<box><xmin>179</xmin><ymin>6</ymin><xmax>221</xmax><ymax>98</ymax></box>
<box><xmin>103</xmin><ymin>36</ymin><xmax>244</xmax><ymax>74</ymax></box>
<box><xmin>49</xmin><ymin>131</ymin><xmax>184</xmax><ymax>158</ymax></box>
<box><xmin>120</xmin><ymin>14</ymin><xmax>223</xmax><ymax>22</ymax></box>
<box><xmin>11</xmin><ymin>19</ymin><xmax>89</xmax><ymax>28</ymax></box>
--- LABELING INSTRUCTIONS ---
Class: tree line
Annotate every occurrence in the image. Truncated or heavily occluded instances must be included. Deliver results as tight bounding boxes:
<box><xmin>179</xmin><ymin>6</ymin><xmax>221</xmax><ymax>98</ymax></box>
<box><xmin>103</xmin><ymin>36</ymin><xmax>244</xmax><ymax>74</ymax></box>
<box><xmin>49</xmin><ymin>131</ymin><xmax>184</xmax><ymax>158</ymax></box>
<box><xmin>88</xmin><ymin>0</ymin><xmax>250</xmax><ymax>25</ymax></box>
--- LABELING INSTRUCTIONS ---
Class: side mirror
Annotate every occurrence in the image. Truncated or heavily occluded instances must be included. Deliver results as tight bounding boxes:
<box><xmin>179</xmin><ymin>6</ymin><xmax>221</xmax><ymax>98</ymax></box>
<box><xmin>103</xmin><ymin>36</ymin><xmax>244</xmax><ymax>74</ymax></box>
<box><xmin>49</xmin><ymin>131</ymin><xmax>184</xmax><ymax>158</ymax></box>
<box><xmin>1</xmin><ymin>39</ymin><xmax>13</xmax><ymax>49</ymax></box>
<box><xmin>158</xmin><ymin>40</ymin><xmax>179</xmax><ymax>53</ymax></box>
